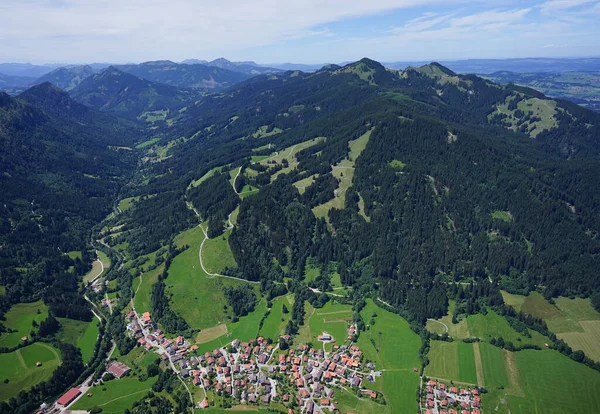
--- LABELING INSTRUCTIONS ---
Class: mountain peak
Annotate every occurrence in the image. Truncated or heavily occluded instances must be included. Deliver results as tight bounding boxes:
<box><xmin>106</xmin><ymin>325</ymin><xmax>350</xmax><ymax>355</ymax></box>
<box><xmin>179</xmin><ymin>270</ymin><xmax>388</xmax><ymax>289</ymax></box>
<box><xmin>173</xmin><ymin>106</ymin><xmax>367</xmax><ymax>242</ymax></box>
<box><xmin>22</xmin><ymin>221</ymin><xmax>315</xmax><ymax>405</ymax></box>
<box><xmin>414</xmin><ymin>62</ymin><xmax>457</xmax><ymax>77</ymax></box>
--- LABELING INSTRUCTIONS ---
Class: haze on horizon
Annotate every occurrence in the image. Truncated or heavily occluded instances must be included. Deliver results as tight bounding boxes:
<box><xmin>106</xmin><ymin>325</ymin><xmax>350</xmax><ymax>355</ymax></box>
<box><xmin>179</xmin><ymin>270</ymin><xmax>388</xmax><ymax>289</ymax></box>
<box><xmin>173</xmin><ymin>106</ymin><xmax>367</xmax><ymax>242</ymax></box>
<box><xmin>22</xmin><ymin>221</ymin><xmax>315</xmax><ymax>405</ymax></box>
<box><xmin>1</xmin><ymin>0</ymin><xmax>600</xmax><ymax>65</ymax></box>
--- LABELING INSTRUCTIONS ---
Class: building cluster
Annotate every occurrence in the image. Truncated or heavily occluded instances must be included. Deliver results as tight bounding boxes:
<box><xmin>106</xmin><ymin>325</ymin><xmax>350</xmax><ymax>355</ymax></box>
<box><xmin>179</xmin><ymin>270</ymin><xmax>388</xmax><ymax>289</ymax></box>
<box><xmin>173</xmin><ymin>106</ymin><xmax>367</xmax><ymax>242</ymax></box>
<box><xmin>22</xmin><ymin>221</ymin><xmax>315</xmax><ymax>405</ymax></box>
<box><xmin>424</xmin><ymin>380</ymin><xmax>482</xmax><ymax>414</ymax></box>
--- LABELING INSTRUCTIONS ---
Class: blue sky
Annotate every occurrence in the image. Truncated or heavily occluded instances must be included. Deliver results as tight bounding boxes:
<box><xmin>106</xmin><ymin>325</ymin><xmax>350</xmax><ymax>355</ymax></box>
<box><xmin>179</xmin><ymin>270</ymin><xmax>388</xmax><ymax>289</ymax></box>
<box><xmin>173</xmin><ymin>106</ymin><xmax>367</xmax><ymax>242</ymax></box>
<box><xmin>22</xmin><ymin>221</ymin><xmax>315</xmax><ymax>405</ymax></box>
<box><xmin>1</xmin><ymin>0</ymin><xmax>599</xmax><ymax>64</ymax></box>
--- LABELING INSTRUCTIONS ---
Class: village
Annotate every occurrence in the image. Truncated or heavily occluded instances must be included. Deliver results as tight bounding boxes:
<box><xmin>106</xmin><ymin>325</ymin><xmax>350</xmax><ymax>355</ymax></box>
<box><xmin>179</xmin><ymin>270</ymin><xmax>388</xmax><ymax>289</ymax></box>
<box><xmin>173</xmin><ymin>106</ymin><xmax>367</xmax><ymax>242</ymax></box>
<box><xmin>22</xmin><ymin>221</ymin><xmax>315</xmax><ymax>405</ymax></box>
<box><xmin>122</xmin><ymin>308</ymin><xmax>386</xmax><ymax>413</ymax></box>
<box><xmin>422</xmin><ymin>379</ymin><xmax>482</xmax><ymax>414</ymax></box>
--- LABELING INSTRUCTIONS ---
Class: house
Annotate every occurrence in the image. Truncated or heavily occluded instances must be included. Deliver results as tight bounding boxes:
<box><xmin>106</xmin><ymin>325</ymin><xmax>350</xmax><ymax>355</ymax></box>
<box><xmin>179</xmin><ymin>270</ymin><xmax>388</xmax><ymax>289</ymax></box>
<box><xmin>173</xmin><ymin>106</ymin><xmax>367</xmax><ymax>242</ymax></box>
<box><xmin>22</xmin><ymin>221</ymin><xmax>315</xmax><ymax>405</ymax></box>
<box><xmin>106</xmin><ymin>361</ymin><xmax>131</xmax><ymax>379</ymax></box>
<box><xmin>199</xmin><ymin>399</ymin><xmax>209</xmax><ymax>409</ymax></box>
<box><xmin>261</xmin><ymin>395</ymin><xmax>270</xmax><ymax>404</ymax></box>
<box><xmin>56</xmin><ymin>388</ymin><xmax>81</xmax><ymax>407</ymax></box>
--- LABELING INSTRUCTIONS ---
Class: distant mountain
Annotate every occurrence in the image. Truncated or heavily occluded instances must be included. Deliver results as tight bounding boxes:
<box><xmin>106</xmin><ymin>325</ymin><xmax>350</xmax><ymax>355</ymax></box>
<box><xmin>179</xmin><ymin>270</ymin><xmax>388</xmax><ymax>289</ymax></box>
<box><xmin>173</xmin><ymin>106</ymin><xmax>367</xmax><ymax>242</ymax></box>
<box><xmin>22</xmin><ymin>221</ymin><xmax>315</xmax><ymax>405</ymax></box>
<box><xmin>262</xmin><ymin>62</ymin><xmax>330</xmax><ymax>72</ymax></box>
<box><xmin>20</xmin><ymin>82</ymin><xmax>140</xmax><ymax>145</ymax></box>
<box><xmin>385</xmin><ymin>57</ymin><xmax>600</xmax><ymax>74</ymax></box>
<box><xmin>0</xmin><ymin>73</ymin><xmax>35</xmax><ymax>89</ymax></box>
<box><xmin>181</xmin><ymin>59</ymin><xmax>209</xmax><ymax>65</ymax></box>
<box><xmin>70</xmin><ymin>66</ymin><xmax>199</xmax><ymax>123</ymax></box>
<box><xmin>116</xmin><ymin>60</ymin><xmax>250</xmax><ymax>90</ymax></box>
<box><xmin>0</xmin><ymin>87</ymin><xmax>137</xmax><ymax>269</ymax></box>
<box><xmin>0</xmin><ymin>63</ymin><xmax>69</xmax><ymax>78</ymax></box>
<box><xmin>32</xmin><ymin>65</ymin><xmax>96</xmax><ymax>91</ymax></box>
<box><xmin>203</xmin><ymin>58</ymin><xmax>280</xmax><ymax>75</ymax></box>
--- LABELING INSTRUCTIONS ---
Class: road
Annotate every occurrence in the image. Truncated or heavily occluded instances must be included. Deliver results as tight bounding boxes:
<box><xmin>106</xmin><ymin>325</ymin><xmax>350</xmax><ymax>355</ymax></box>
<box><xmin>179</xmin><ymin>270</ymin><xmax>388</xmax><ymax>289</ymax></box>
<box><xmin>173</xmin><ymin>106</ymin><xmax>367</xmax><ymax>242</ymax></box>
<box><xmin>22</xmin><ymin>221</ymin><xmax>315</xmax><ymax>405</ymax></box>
<box><xmin>232</xmin><ymin>166</ymin><xmax>242</xmax><ymax>195</ymax></box>
<box><xmin>308</xmin><ymin>287</ymin><xmax>343</xmax><ymax>297</ymax></box>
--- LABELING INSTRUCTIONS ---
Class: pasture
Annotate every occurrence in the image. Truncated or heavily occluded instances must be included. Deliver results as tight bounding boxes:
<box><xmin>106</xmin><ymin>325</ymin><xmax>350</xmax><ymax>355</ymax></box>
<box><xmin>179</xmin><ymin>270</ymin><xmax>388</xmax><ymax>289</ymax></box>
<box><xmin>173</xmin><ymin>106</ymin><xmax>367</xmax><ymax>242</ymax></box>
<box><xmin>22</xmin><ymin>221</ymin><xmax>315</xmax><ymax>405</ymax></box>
<box><xmin>312</xmin><ymin>130</ymin><xmax>371</xmax><ymax>220</ymax></box>
<box><xmin>118</xmin><ymin>196</ymin><xmax>139</xmax><ymax>212</ymax></box>
<box><xmin>425</xmin><ymin>341</ymin><xmax>478</xmax><ymax>385</ymax></box>
<box><xmin>56</xmin><ymin>318</ymin><xmax>99</xmax><ymax>363</ymax></box>
<box><xmin>502</xmin><ymin>292</ymin><xmax>600</xmax><ymax>361</ymax></box>
<box><xmin>467</xmin><ymin>309</ymin><xmax>548</xmax><ymax>347</ymax></box>
<box><xmin>71</xmin><ymin>376</ymin><xmax>158</xmax><ymax>413</ymax></box>
<box><xmin>0</xmin><ymin>300</ymin><xmax>48</xmax><ymax>348</ymax></box>
<box><xmin>0</xmin><ymin>342</ymin><xmax>61</xmax><ymax>401</ymax></box>
<box><xmin>309</xmin><ymin>301</ymin><xmax>354</xmax><ymax>351</ymax></box>
<box><xmin>425</xmin><ymin>300</ymin><xmax>469</xmax><ymax>339</ymax></box>
<box><xmin>83</xmin><ymin>260</ymin><xmax>104</xmax><ymax>283</ymax></box>
<box><xmin>201</xmin><ymin>229</ymin><xmax>237</xmax><ymax>274</ymax></box>
<box><xmin>133</xmin><ymin>264</ymin><xmax>164</xmax><ymax>315</ymax></box>
<box><xmin>502</xmin><ymin>350</ymin><xmax>600</xmax><ymax>413</ymax></box>
<box><xmin>166</xmin><ymin>226</ymin><xmax>252</xmax><ymax>330</ymax></box>
<box><xmin>258</xmin><ymin>295</ymin><xmax>292</xmax><ymax>340</ymax></box>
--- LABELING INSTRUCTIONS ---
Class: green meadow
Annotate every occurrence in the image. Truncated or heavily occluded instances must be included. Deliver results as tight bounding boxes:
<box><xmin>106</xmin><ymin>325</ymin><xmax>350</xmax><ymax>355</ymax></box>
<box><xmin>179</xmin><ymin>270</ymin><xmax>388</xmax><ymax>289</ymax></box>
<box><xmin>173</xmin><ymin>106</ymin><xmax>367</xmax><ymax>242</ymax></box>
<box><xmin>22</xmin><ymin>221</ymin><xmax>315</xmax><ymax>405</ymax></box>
<box><xmin>425</xmin><ymin>341</ymin><xmax>478</xmax><ymax>384</ymax></box>
<box><xmin>57</xmin><ymin>318</ymin><xmax>100</xmax><ymax>363</ymax></box>
<box><xmin>0</xmin><ymin>300</ymin><xmax>48</xmax><ymax>348</ymax></box>
<box><xmin>118</xmin><ymin>196</ymin><xmax>139</xmax><ymax>212</ymax></box>
<box><xmin>71</xmin><ymin>376</ymin><xmax>158</xmax><ymax>413</ymax></box>
<box><xmin>166</xmin><ymin>226</ymin><xmax>253</xmax><ymax>330</ymax></box>
<box><xmin>201</xmin><ymin>228</ymin><xmax>237</xmax><ymax>274</ymax></box>
<box><xmin>258</xmin><ymin>295</ymin><xmax>292</xmax><ymax>340</ymax></box>
<box><xmin>133</xmin><ymin>264</ymin><xmax>164</xmax><ymax>315</ymax></box>
<box><xmin>0</xmin><ymin>342</ymin><xmax>61</xmax><ymax>401</ymax></box>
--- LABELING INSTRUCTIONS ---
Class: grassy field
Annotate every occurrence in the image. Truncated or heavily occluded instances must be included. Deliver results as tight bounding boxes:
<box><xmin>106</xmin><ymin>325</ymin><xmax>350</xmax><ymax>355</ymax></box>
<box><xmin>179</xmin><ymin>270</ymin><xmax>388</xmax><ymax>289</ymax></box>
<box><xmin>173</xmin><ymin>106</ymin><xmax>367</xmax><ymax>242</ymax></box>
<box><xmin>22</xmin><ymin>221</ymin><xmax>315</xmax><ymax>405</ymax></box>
<box><xmin>0</xmin><ymin>342</ymin><xmax>61</xmax><ymax>401</ymax></box>
<box><xmin>202</xmin><ymin>229</ymin><xmax>237</xmax><ymax>274</ymax></box>
<box><xmin>312</xmin><ymin>130</ymin><xmax>371</xmax><ymax>220</ymax></box>
<box><xmin>56</xmin><ymin>318</ymin><xmax>99</xmax><ymax>363</ymax></box>
<box><xmin>0</xmin><ymin>300</ymin><xmax>48</xmax><ymax>348</ymax></box>
<box><xmin>502</xmin><ymin>292</ymin><xmax>600</xmax><ymax>361</ymax></box>
<box><xmin>133</xmin><ymin>264</ymin><xmax>164</xmax><ymax>315</ymax></box>
<box><xmin>292</xmin><ymin>174</ymin><xmax>318</xmax><ymax>195</ymax></box>
<box><xmin>71</xmin><ymin>376</ymin><xmax>158</xmax><ymax>413</ymax></box>
<box><xmin>309</xmin><ymin>301</ymin><xmax>354</xmax><ymax>351</ymax></box>
<box><xmin>258</xmin><ymin>295</ymin><xmax>292</xmax><ymax>340</ymax></box>
<box><xmin>97</xmin><ymin>250</ymin><xmax>111</xmax><ymax>268</ymax></box>
<box><xmin>166</xmin><ymin>226</ymin><xmax>251</xmax><ymax>330</ymax></box>
<box><xmin>425</xmin><ymin>300</ymin><xmax>470</xmax><ymax>339</ymax></box>
<box><xmin>501</xmin><ymin>290</ymin><xmax>526</xmax><ymax>312</ymax></box>
<box><xmin>492</xmin><ymin>349</ymin><xmax>600</xmax><ymax>413</ymax></box>
<box><xmin>252</xmin><ymin>125</ymin><xmax>282</xmax><ymax>138</ymax></box>
<box><xmin>425</xmin><ymin>341</ymin><xmax>478</xmax><ymax>384</ymax></box>
<box><xmin>258</xmin><ymin>137</ymin><xmax>325</xmax><ymax>182</ymax></box>
<box><xmin>83</xmin><ymin>260</ymin><xmax>104</xmax><ymax>283</ymax></box>
<box><xmin>491</xmin><ymin>210</ymin><xmax>513</xmax><ymax>222</ymax></box>
<box><xmin>188</xmin><ymin>166</ymin><xmax>222</xmax><ymax>189</ymax></box>
<box><xmin>467</xmin><ymin>309</ymin><xmax>548</xmax><ymax>347</ymax></box>
<box><xmin>118</xmin><ymin>196</ymin><xmax>139</xmax><ymax>212</ymax></box>
<box><xmin>135</xmin><ymin>137</ymin><xmax>161</xmax><ymax>149</ymax></box>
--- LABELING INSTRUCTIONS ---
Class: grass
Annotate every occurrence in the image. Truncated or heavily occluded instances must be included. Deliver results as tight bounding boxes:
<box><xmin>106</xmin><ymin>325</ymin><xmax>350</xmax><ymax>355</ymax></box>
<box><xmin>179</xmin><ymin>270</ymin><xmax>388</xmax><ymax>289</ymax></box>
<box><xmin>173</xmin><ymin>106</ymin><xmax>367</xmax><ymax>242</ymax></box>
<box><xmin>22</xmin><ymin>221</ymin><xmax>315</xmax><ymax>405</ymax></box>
<box><xmin>478</xmin><ymin>342</ymin><xmax>509</xmax><ymax>388</ymax></box>
<box><xmin>258</xmin><ymin>295</ymin><xmax>292</xmax><ymax>340</ymax></box>
<box><xmin>292</xmin><ymin>174</ymin><xmax>318</xmax><ymax>195</ymax></box>
<box><xmin>425</xmin><ymin>300</ymin><xmax>470</xmax><ymax>339</ymax></box>
<box><xmin>335</xmin><ymin>387</ymin><xmax>388</xmax><ymax>414</ymax></box>
<box><xmin>251</xmin><ymin>125</ymin><xmax>282</xmax><ymax>139</ymax></box>
<box><xmin>309</xmin><ymin>301</ymin><xmax>353</xmax><ymax>351</ymax></box>
<box><xmin>498</xmin><ymin>349</ymin><xmax>600</xmax><ymax>414</ymax></box>
<box><xmin>467</xmin><ymin>309</ymin><xmax>548</xmax><ymax>347</ymax></box>
<box><xmin>166</xmin><ymin>227</ymin><xmax>254</xmax><ymax>330</ymax></box>
<box><xmin>0</xmin><ymin>343</ymin><xmax>61</xmax><ymax>401</ymax></box>
<box><xmin>119</xmin><ymin>196</ymin><xmax>139</xmax><ymax>212</ymax></box>
<box><xmin>491</xmin><ymin>210</ymin><xmax>513</xmax><ymax>222</ymax></box>
<box><xmin>230</xmin><ymin>206</ymin><xmax>240</xmax><ymax>226</ymax></box>
<box><xmin>188</xmin><ymin>166</ymin><xmax>222</xmax><ymax>189</ymax></box>
<box><xmin>0</xmin><ymin>300</ymin><xmax>48</xmax><ymax>348</ymax></box>
<box><xmin>503</xmin><ymin>292</ymin><xmax>600</xmax><ymax>361</ymax></box>
<box><xmin>83</xmin><ymin>260</ymin><xmax>104</xmax><ymax>283</ymax></box>
<box><xmin>133</xmin><ymin>264</ymin><xmax>164</xmax><ymax>315</ymax></box>
<box><xmin>195</xmin><ymin>324</ymin><xmax>227</xmax><ymax>344</ymax></box>
<box><xmin>258</xmin><ymin>137</ymin><xmax>325</xmax><ymax>182</ymax></box>
<box><xmin>389</xmin><ymin>159</ymin><xmax>407</xmax><ymax>169</ymax></box>
<box><xmin>67</xmin><ymin>251</ymin><xmax>82</xmax><ymax>259</ymax></box>
<box><xmin>202</xmin><ymin>229</ymin><xmax>237</xmax><ymax>274</ymax></box>
<box><xmin>71</xmin><ymin>376</ymin><xmax>158</xmax><ymax>413</ymax></box>
<box><xmin>382</xmin><ymin>370</ymin><xmax>420</xmax><ymax>413</ymax></box>
<box><xmin>425</xmin><ymin>341</ymin><xmax>478</xmax><ymax>384</ymax></box>
<box><xmin>490</xmin><ymin>96</ymin><xmax>558</xmax><ymax>138</ymax></box>
<box><xmin>97</xmin><ymin>250</ymin><xmax>111</xmax><ymax>268</ymax></box>
<box><xmin>56</xmin><ymin>318</ymin><xmax>99</xmax><ymax>363</ymax></box>
<box><xmin>501</xmin><ymin>290</ymin><xmax>526</xmax><ymax>312</ymax></box>
<box><xmin>360</xmin><ymin>299</ymin><xmax>421</xmax><ymax>370</ymax></box>
<box><xmin>312</xmin><ymin>130</ymin><xmax>371</xmax><ymax>220</ymax></box>
<box><xmin>135</xmin><ymin>137</ymin><xmax>161</xmax><ymax>149</ymax></box>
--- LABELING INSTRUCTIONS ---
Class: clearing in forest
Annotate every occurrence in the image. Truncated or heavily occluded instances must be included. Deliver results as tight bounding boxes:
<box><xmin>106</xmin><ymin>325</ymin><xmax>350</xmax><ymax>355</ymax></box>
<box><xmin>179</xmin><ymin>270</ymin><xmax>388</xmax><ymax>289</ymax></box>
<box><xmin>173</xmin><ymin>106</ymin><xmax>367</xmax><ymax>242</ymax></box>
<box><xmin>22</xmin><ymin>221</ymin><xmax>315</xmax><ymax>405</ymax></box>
<box><xmin>312</xmin><ymin>129</ymin><xmax>372</xmax><ymax>220</ymax></box>
<box><xmin>0</xmin><ymin>301</ymin><xmax>48</xmax><ymax>348</ymax></box>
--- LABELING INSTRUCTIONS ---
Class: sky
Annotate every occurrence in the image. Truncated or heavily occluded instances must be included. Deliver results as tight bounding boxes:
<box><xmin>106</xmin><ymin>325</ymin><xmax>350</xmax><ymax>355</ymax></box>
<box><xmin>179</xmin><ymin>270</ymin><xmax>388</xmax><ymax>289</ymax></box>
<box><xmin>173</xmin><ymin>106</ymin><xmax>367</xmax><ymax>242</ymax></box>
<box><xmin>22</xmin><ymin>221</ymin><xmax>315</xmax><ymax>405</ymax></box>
<box><xmin>1</xmin><ymin>0</ymin><xmax>600</xmax><ymax>64</ymax></box>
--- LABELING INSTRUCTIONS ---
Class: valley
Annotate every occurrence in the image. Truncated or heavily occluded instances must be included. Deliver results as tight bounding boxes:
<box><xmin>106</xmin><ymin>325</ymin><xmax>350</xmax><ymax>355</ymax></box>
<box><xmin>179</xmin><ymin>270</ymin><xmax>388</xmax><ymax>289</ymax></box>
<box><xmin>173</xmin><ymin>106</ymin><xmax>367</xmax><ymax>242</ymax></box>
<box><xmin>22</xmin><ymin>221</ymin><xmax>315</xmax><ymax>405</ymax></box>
<box><xmin>1</xmin><ymin>56</ymin><xmax>600</xmax><ymax>414</ymax></box>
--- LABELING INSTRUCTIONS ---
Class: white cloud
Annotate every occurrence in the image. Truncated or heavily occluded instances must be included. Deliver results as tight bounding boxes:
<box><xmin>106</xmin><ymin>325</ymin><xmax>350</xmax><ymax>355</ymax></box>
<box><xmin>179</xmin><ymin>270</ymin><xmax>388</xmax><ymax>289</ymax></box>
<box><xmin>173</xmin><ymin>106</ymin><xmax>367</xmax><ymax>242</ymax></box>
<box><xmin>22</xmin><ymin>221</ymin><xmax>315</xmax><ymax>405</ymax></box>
<box><xmin>540</xmin><ymin>0</ymin><xmax>598</xmax><ymax>13</ymax></box>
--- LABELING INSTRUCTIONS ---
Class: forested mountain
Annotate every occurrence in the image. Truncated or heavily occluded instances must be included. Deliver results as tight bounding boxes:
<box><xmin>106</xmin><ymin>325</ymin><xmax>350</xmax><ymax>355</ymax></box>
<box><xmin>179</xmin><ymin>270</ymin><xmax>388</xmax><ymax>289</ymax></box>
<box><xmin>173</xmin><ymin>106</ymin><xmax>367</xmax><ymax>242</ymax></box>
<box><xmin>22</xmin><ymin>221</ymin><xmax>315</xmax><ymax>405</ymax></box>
<box><xmin>31</xmin><ymin>65</ymin><xmax>96</xmax><ymax>91</ymax></box>
<box><xmin>116</xmin><ymin>60</ymin><xmax>251</xmax><ymax>90</ymax></box>
<box><xmin>0</xmin><ymin>86</ymin><xmax>139</xmax><ymax>319</ymax></box>
<box><xmin>70</xmin><ymin>66</ymin><xmax>199</xmax><ymax>123</ymax></box>
<box><xmin>203</xmin><ymin>58</ymin><xmax>281</xmax><ymax>75</ymax></box>
<box><xmin>108</xmin><ymin>59</ymin><xmax>600</xmax><ymax>325</ymax></box>
<box><xmin>0</xmin><ymin>73</ymin><xmax>35</xmax><ymax>90</ymax></box>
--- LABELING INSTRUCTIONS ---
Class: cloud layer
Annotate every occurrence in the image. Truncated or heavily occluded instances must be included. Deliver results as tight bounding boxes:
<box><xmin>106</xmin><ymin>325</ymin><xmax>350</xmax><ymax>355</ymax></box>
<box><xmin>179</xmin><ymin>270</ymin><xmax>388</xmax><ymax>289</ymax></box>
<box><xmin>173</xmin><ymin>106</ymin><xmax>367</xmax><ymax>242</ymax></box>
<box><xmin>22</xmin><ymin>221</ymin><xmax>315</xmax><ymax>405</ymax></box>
<box><xmin>0</xmin><ymin>0</ymin><xmax>599</xmax><ymax>63</ymax></box>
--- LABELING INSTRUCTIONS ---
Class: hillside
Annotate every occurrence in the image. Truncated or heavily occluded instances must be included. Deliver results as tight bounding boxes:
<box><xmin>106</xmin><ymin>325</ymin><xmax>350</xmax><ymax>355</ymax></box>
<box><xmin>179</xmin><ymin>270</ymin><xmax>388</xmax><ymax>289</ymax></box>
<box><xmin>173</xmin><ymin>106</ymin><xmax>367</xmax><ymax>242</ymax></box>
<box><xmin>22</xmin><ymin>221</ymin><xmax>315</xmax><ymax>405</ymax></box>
<box><xmin>116</xmin><ymin>60</ymin><xmax>251</xmax><ymax>90</ymax></box>
<box><xmin>31</xmin><ymin>65</ymin><xmax>96</xmax><ymax>91</ymax></box>
<box><xmin>2</xmin><ymin>57</ymin><xmax>600</xmax><ymax>413</ymax></box>
<box><xmin>70</xmin><ymin>66</ymin><xmax>199</xmax><ymax>123</ymax></box>
<box><xmin>0</xmin><ymin>73</ymin><xmax>35</xmax><ymax>90</ymax></box>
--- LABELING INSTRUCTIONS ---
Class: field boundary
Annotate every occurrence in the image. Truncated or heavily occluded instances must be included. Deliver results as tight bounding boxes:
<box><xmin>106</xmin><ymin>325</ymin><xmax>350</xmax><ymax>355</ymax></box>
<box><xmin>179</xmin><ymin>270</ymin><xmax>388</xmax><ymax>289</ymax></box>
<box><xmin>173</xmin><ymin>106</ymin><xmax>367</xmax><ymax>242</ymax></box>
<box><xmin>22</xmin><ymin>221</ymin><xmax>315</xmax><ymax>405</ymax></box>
<box><xmin>15</xmin><ymin>349</ymin><xmax>26</xmax><ymax>369</ymax></box>
<box><xmin>472</xmin><ymin>342</ymin><xmax>484</xmax><ymax>386</ymax></box>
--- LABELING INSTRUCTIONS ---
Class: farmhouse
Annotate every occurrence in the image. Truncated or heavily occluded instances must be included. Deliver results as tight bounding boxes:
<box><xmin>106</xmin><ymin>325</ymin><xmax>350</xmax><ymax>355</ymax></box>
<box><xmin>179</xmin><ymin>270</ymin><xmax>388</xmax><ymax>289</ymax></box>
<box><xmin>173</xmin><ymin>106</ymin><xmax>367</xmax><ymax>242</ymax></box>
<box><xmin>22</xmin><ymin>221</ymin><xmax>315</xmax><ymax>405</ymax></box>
<box><xmin>106</xmin><ymin>361</ymin><xmax>131</xmax><ymax>379</ymax></box>
<box><xmin>56</xmin><ymin>388</ymin><xmax>81</xmax><ymax>407</ymax></box>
